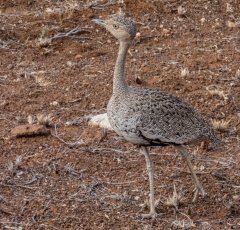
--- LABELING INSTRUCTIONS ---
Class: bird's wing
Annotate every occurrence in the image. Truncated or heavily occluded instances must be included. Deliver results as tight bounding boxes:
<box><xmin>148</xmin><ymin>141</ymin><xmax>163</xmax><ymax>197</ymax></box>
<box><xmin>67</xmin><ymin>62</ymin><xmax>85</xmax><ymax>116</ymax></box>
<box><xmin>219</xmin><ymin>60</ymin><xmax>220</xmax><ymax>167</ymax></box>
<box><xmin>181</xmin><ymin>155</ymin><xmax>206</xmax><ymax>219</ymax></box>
<box><xmin>136</xmin><ymin>95</ymin><xmax>205</xmax><ymax>145</ymax></box>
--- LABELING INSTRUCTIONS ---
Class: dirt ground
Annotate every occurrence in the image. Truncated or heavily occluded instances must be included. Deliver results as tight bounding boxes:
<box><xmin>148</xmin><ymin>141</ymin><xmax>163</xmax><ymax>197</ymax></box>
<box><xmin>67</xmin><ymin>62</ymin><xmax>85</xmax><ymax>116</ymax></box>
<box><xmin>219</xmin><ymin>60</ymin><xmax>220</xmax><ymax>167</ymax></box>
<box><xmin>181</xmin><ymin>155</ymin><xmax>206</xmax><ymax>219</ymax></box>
<box><xmin>0</xmin><ymin>0</ymin><xmax>240</xmax><ymax>229</ymax></box>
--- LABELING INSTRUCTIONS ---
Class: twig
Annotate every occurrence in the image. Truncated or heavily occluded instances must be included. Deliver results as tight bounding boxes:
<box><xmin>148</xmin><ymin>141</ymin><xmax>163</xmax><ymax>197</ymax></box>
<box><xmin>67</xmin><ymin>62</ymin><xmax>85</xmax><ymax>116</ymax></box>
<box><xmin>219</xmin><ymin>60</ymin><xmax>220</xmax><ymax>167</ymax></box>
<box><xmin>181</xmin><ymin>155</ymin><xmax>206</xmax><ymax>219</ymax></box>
<box><xmin>105</xmin><ymin>180</ymin><xmax>136</xmax><ymax>185</ymax></box>
<box><xmin>85</xmin><ymin>0</ymin><xmax>117</xmax><ymax>10</ymax></box>
<box><xmin>68</xmin><ymin>98</ymin><xmax>82</xmax><ymax>103</ymax></box>
<box><xmin>52</xmin><ymin>124</ymin><xmax>83</xmax><ymax>147</ymax></box>
<box><xmin>196</xmin><ymin>157</ymin><xmax>236</xmax><ymax>166</ymax></box>
<box><xmin>0</xmin><ymin>183</ymin><xmax>37</xmax><ymax>190</ymax></box>
<box><xmin>63</xmin><ymin>163</ymin><xmax>87</xmax><ymax>176</ymax></box>
<box><xmin>0</xmin><ymin>195</ymin><xmax>8</xmax><ymax>203</ymax></box>
<box><xmin>0</xmin><ymin>208</ymin><xmax>14</xmax><ymax>215</ymax></box>
<box><xmin>222</xmin><ymin>36</ymin><xmax>240</xmax><ymax>40</ymax></box>
<box><xmin>222</xmin><ymin>183</ymin><xmax>240</xmax><ymax>189</ymax></box>
<box><xmin>24</xmin><ymin>176</ymin><xmax>39</xmax><ymax>185</ymax></box>
<box><xmin>50</xmin><ymin>27</ymin><xmax>91</xmax><ymax>41</ymax></box>
<box><xmin>171</xmin><ymin>212</ymin><xmax>195</xmax><ymax>228</ymax></box>
<box><xmin>38</xmin><ymin>27</ymin><xmax>92</xmax><ymax>46</ymax></box>
<box><xmin>86</xmin><ymin>147</ymin><xmax>130</xmax><ymax>154</ymax></box>
<box><xmin>0</xmin><ymin>221</ymin><xmax>20</xmax><ymax>225</ymax></box>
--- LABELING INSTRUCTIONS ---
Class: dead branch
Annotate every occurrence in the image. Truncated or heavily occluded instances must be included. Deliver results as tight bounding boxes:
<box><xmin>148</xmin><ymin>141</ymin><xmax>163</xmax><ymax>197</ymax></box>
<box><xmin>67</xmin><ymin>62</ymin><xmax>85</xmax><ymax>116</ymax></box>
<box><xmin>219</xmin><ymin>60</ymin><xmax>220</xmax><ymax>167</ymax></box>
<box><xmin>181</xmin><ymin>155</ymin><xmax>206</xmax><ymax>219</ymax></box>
<box><xmin>50</xmin><ymin>27</ymin><xmax>91</xmax><ymax>41</ymax></box>
<box><xmin>85</xmin><ymin>0</ymin><xmax>118</xmax><ymax>10</ymax></box>
<box><xmin>52</xmin><ymin>124</ymin><xmax>84</xmax><ymax>148</ymax></box>
<box><xmin>0</xmin><ymin>182</ymin><xmax>37</xmax><ymax>190</ymax></box>
<box><xmin>38</xmin><ymin>27</ymin><xmax>92</xmax><ymax>46</ymax></box>
<box><xmin>0</xmin><ymin>207</ymin><xmax>14</xmax><ymax>215</ymax></box>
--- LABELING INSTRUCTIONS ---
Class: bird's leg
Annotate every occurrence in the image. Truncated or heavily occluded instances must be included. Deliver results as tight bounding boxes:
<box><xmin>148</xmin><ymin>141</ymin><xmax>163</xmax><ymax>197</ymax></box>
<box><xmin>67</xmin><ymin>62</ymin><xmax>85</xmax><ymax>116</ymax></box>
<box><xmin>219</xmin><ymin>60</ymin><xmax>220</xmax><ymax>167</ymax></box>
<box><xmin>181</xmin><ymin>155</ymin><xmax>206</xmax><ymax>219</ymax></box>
<box><xmin>141</xmin><ymin>146</ymin><xmax>157</xmax><ymax>219</ymax></box>
<box><xmin>175</xmin><ymin>145</ymin><xmax>207</xmax><ymax>202</ymax></box>
<box><xmin>98</xmin><ymin>128</ymin><xmax>108</xmax><ymax>144</ymax></box>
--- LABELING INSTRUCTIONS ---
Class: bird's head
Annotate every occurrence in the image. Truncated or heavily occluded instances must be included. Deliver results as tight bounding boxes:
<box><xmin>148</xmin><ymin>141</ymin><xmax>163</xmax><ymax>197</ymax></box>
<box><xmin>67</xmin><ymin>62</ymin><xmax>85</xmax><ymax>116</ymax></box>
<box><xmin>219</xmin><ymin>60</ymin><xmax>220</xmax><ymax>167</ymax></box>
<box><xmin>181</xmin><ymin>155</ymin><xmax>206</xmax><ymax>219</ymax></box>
<box><xmin>93</xmin><ymin>13</ymin><xmax>136</xmax><ymax>42</ymax></box>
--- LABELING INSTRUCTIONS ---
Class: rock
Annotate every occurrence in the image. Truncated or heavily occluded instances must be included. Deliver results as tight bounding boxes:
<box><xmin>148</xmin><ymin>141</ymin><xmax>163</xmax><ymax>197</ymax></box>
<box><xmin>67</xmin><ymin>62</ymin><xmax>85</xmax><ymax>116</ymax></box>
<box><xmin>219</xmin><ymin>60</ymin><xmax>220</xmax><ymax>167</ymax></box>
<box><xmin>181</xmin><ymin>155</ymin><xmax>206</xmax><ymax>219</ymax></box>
<box><xmin>11</xmin><ymin>124</ymin><xmax>50</xmax><ymax>138</ymax></box>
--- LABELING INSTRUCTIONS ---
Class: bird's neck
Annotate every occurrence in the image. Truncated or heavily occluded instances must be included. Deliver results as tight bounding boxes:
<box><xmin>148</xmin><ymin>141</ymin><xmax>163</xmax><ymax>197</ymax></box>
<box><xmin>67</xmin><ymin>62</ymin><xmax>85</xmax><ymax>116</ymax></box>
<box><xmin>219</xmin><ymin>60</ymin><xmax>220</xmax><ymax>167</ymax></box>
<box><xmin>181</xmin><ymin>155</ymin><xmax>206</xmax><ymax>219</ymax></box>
<box><xmin>113</xmin><ymin>41</ymin><xmax>130</xmax><ymax>94</ymax></box>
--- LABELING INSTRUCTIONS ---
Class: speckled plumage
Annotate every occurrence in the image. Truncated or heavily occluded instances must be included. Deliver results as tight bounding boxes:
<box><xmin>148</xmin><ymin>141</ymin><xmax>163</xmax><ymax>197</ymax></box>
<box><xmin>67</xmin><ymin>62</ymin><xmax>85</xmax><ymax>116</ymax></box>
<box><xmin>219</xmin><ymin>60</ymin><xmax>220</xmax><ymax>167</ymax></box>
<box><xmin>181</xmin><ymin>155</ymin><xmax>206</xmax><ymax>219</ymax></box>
<box><xmin>93</xmin><ymin>14</ymin><xmax>221</xmax><ymax>217</ymax></box>
<box><xmin>103</xmin><ymin>15</ymin><xmax>220</xmax><ymax>151</ymax></box>
<box><xmin>107</xmin><ymin>14</ymin><xmax>136</xmax><ymax>38</ymax></box>
<box><xmin>108</xmin><ymin>86</ymin><xmax>220</xmax><ymax>149</ymax></box>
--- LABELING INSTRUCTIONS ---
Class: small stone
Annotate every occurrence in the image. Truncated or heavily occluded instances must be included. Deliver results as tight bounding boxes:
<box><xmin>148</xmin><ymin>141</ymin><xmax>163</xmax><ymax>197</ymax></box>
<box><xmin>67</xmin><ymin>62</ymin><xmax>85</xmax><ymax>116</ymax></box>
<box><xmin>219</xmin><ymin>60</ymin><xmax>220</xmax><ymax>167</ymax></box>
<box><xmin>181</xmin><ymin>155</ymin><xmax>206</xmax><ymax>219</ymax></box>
<box><xmin>162</xmin><ymin>28</ymin><xmax>170</xmax><ymax>35</ymax></box>
<box><xmin>200</xmin><ymin>18</ymin><xmax>206</xmax><ymax>24</ymax></box>
<box><xmin>75</xmin><ymin>54</ymin><xmax>82</xmax><ymax>59</ymax></box>
<box><xmin>178</xmin><ymin>5</ymin><xmax>187</xmax><ymax>15</ymax></box>
<box><xmin>233</xmin><ymin>195</ymin><xmax>240</xmax><ymax>201</ymax></box>
<box><xmin>50</xmin><ymin>101</ymin><xmax>59</xmax><ymax>106</ymax></box>
<box><xmin>45</xmin><ymin>8</ymin><xmax>54</xmax><ymax>13</ymax></box>
<box><xmin>66</xmin><ymin>61</ymin><xmax>73</xmax><ymax>67</ymax></box>
<box><xmin>199</xmin><ymin>165</ymin><xmax>205</xmax><ymax>171</ymax></box>
<box><xmin>134</xmin><ymin>196</ymin><xmax>140</xmax><ymax>201</ymax></box>
<box><xmin>65</xmin><ymin>121</ymin><xmax>71</xmax><ymax>126</ymax></box>
<box><xmin>136</xmin><ymin>32</ymin><xmax>141</xmax><ymax>38</ymax></box>
<box><xmin>226</xmin><ymin>21</ymin><xmax>236</xmax><ymax>28</ymax></box>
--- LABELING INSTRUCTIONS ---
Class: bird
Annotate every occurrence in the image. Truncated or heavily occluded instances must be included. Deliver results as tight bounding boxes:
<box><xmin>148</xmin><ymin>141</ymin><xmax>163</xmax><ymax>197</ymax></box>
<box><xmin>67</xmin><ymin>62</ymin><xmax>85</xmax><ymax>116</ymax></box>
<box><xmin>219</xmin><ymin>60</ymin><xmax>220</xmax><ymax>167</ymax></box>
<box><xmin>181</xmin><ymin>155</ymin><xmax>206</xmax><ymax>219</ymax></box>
<box><xmin>93</xmin><ymin>13</ymin><xmax>220</xmax><ymax>219</ymax></box>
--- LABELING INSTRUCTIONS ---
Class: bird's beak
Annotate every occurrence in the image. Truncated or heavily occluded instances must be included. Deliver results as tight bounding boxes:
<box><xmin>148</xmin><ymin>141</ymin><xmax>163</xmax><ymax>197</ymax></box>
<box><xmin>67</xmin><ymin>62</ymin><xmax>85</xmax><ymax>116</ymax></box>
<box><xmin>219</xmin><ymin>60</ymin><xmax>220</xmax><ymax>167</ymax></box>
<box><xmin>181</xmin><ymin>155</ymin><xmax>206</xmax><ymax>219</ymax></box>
<box><xmin>92</xmin><ymin>19</ymin><xmax>106</xmax><ymax>26</ymax></box>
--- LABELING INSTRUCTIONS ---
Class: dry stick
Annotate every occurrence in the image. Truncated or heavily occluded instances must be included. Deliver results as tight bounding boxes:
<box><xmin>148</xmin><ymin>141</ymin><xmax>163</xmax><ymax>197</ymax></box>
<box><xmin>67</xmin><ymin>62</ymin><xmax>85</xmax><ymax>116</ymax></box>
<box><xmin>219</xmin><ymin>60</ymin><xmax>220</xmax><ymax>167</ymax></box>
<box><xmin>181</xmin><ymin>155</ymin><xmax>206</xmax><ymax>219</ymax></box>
<box><xmin>50</xmin><ymin>27</ymin><xmax>91</xmax><ymax>42</ymax></box>
<box><xmin>52</xmin><ymin>124</ymin><xmax>83</xmax><ymax>147</ymax></box>
<box><xmin>24</xmin><ymin>176</ymin><xmax>39</xmax><ymax>185</ymax></box>
<box><xmin>0</xmin><ymin>117</ymin><xmax>12</xmax><ymax>122</ymax></box>
<box><xmin>0</xmin><ymin>183</ymin><xmax>37</xmax><ymax>190</ymax></box>
<box><xmin>0</xmin><ymin>208</ymin><xmax>14</xmax><ymax>215</ymax></box>
<box><xmin>0</xmin><ymin>195</ymin><xmax>8</xmax><ymax>203</ymax></box>
<box><xmin>0</xmin><ymin>221</ymin><xmax>21</xmax><ymax>226</ymax></box>
<box><xmin>68</xmin><ymin>98</ymin><xmax>82</xmax><ymax>103</ymax></box>
<box><xmin>86</xmin><ymin>0</ymin><xmax>117</xmax><ymax>10</ymax></box>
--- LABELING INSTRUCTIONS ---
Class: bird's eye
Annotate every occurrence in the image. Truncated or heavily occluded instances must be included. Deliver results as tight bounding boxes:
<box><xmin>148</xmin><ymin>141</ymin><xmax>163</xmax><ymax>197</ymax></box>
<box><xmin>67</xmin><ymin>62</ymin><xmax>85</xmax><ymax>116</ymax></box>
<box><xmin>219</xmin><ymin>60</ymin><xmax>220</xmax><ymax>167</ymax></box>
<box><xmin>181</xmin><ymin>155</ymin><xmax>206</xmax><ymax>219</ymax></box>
<box><xmin>113</xmin><ymin>24</ymin><xmax>119</xmax><ymax>29</ymax></box>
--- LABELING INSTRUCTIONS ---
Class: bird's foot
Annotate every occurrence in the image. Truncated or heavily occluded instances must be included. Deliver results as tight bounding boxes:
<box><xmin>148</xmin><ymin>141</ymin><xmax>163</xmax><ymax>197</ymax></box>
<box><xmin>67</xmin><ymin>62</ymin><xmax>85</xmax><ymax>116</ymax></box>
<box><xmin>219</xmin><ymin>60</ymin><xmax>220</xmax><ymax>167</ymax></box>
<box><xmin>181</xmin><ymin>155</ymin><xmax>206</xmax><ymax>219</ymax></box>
<box><xmin>141</xmin><ymin>212</ymin><xmax>157</xmax><ymax>219</ymax></box>
<box><xmin>98</xmin><ymin>128</ymin><xmax>108</xmax><ymax>144</ymax></box>
<box><xmin>192</xmin><ymin>187</ymin><xmax>208</xmax><ymax>202</ymax></box>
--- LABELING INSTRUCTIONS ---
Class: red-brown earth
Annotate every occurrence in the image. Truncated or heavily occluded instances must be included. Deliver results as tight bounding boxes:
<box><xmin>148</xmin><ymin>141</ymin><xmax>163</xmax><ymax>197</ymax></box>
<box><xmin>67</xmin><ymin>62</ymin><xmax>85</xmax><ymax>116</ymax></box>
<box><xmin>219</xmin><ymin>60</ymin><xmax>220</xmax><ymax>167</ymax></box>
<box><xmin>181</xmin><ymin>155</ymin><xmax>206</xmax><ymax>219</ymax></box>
<box><xmin>0</xmin><ymin>0</ymin><xmax>240</xmax><ymax>229</ymax></box>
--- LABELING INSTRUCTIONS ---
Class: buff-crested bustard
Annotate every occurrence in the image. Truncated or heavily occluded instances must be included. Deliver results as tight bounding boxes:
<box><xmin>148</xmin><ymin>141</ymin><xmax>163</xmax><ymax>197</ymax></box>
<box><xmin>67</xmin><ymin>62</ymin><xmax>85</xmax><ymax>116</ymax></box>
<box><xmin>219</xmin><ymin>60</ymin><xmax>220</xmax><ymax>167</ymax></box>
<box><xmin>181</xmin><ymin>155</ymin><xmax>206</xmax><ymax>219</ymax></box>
<box><xmin>93</xmin><ymin>13</ymin><xmax>220</xmax><ymax>219</ymax></box>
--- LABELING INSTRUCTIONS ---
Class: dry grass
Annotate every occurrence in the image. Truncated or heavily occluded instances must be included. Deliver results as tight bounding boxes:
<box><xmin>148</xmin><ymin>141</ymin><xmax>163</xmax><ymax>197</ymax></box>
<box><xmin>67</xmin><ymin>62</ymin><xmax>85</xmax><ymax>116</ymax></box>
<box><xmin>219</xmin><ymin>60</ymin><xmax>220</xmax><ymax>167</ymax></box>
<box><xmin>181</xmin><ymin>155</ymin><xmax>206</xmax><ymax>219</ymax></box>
<box><xmin>27</xmin><ymin>114</ymin><xmax>53</xmax><ymax>127</ymax></box>
<box><xmin>206</xmin><ymin>86</ymin><xmax>228</xmax><ymax>100</ymax></box>
<box><xmin>236</xmin><ymin>69</ymin><xmax>240</xmax><ymax>77</ymax></box>
<box><xmin>171</xmin><ymin>212</ymin><xmax>196</xmax><ymax>229</ymax></box>
<box><xmin>180</xmin><ymin>67</ymin><xmax>190</xmax><ymax>77</ymax></box>
<box><xmin>164</xmin><ymin>184</ymin><xmax>185</xmax><ymax>210</ymax></box>
<box><xmin>36</xmin><ymin>26</ymin><xmax>49</xmax><ymax>47</ymax></box>
<box><xmin>37</xmin><ymin>114</ymin><xmax>53</xmax><ymax>127</ymax></box>
<box><xmin>212</xmin><ymin>119</ymin><xmax>231</xmax><ymax>132</ymax></box>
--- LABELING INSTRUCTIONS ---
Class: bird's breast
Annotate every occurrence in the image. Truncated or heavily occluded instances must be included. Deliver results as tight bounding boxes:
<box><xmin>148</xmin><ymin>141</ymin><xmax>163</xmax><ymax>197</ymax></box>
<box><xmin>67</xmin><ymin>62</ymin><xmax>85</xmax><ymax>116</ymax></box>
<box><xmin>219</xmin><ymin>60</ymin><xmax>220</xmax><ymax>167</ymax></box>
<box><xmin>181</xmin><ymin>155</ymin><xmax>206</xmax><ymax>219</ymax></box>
<box><xmin>107</xmin><ymin>97</ymin><xmax>148</xmax><ymax>144</ymax></box>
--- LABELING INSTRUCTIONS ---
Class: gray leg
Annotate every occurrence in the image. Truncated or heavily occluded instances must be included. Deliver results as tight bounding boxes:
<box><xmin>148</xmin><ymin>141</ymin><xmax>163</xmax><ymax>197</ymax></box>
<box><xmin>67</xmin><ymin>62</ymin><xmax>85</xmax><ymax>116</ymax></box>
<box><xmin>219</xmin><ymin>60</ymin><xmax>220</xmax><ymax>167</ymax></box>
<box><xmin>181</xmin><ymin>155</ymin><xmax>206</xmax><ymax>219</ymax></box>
<box><xmin>175</xmin><ymin>145</ymin><xmax>207</xmax><ymax>202</ymax></box>
<box><xmin>141</xmin><ymin>146</ymin><xmax>157</xmax><ymax>218</ymax></box>
<box><xmin>98</xmin><ymin>128</ymin><xmax>108</xmax><ymax>144</ymax></box>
